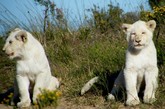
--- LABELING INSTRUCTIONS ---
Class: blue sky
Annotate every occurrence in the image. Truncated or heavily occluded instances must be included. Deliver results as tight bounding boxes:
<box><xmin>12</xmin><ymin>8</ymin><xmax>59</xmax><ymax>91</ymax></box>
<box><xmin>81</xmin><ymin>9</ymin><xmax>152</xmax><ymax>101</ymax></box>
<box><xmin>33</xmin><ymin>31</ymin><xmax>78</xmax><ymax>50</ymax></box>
<box><xmin>0</xmin><ymin>0</ymin><xmax>150</xmax><ymax>34</ymax></box>
<box><xmin>0</xmin><ymin>0</ymin><xmax>150</xmax><ymax>18</ymax></box>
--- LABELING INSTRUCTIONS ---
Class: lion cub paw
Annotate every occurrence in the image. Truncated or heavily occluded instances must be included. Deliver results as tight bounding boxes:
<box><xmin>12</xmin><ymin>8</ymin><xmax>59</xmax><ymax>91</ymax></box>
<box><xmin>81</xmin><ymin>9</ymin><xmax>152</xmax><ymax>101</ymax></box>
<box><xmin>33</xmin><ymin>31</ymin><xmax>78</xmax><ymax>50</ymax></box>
<box><xmin>126</xmin><ymin>99</ymin><xmax>140</xmax><ymax>106</ymax></box>
<box><xmin>143</xmin><ymin>97</ymin><xmax>156</xmax><ymax>104</ymax></box>
<box><xmin>107</xmin><ymin>93</ymin><xmax>115</xmax><ymax>101</ymax></box>
<box><xmin>17</xmin><ymin>100</ymin><xmax>31</xmax><ymax>108</ymax></box>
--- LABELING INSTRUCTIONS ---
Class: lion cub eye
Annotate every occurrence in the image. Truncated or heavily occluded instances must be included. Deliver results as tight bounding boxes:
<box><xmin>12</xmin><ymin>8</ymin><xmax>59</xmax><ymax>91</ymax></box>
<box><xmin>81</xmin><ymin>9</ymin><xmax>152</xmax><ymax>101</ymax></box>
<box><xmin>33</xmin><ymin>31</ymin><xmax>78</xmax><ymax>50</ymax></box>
<box><xmin>9</xmin><ymin>40</ymin><xmax>12</xmax><ymax>44</ymax></box>
<box><xmin>131</xmin><ymin>32</ymin><xmax>136</xmax><ymax>35</ymax></box>
<box><xmin>142</xmin><ymin>32</ymin><xmax>146</xmax><ymax>34</ymax></box>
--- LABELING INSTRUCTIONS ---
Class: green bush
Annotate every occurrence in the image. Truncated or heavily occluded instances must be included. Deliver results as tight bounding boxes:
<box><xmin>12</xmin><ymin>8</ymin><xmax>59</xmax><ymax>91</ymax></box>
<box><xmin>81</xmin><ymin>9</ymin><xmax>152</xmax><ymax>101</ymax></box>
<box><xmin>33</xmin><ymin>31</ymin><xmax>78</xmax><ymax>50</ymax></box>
<box><xmin>0</xmin><ymin>2</ymin><xmax>165</xmax><ymax>108</ymax></box>
<box><xmin>89</xmin><ymin>4</ymin><xmax>123</xmax><ymax>33</ymax></box>
<box><xmin>36</xmin><ymin>89</ymin><xmax>62</xmax><ymax>108</ymax></box>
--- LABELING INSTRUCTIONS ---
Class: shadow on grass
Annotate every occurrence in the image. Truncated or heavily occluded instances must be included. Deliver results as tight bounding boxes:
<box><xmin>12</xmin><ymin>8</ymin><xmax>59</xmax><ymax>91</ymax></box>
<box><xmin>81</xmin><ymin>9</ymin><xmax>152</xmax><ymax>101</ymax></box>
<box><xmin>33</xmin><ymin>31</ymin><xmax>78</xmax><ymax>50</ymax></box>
<box><xmin>0</xmin><ymin>87</ymin><xmax>19</xmax><ymax>106</ymax></box>
<box><xmin>80</xmin><ymin>69</ymin><xmax>145</xmax><ymax>103</ymax></box>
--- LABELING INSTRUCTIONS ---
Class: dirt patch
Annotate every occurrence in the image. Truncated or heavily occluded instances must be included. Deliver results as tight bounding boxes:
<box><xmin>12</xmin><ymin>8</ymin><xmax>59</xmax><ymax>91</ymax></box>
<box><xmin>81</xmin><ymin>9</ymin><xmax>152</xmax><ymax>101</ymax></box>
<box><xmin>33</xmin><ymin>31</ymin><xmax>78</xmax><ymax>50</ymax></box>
<box><xmin>0</xmin><ymin>97</ymin><xmax>101</xmax><ymax>109</ymax></box>
<box><xmin>0</xmin><ymin>104</ymin><xmax>13</xmax><ymax>109</ymax></box>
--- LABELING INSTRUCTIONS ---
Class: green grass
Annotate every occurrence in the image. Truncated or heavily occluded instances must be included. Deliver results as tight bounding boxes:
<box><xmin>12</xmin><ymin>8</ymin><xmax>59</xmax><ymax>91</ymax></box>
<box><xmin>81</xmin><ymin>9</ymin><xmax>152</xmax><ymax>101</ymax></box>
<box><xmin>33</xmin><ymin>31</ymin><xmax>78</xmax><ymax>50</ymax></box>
<box><xmin>0</xmin><ymin>2</ymin><xmax>165</xmax><ymax>109</ymax></box>
<box><xmin>0</xmin><ymin>38</ymin><xmax>15</xmax><ymax>93</ymax></box>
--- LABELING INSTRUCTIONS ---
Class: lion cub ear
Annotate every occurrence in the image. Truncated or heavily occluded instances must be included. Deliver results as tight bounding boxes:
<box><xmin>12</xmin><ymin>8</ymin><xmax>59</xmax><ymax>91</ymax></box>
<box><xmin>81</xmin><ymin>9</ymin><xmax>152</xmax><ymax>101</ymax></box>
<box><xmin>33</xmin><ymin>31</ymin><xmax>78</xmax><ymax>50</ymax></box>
<box><xmin>15</xmin><ymin>31</ymin><xmax>27</xmax><ymax>43</ymax></box>
<box><xmin>146</xmin><ymin>20</ymin><xmax>156</xmax><ymax>32</ymax></box>
<box><xmin>122</xmin><ymin>23</ymin><xmax>131</xmax><ymax>33</ymax></box>
<box><xmin>13</xmin><ymin>28</ymin><xmax>21</xmax><ymax>31</ymax></box>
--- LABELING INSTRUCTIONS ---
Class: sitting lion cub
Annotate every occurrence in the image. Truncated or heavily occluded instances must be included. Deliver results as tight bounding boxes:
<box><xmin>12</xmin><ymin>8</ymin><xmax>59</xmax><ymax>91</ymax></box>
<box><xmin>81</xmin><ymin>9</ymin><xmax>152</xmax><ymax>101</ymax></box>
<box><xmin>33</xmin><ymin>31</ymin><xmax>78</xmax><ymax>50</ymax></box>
<box><xmin>81</xmin><ymin>20</ymin><xmax>158</xmax><ymax>106</ymax></box>
<box><xmin>3</xmin><ymin>28</ymin><xmax>60</xmax><ymax>108</ymax></box>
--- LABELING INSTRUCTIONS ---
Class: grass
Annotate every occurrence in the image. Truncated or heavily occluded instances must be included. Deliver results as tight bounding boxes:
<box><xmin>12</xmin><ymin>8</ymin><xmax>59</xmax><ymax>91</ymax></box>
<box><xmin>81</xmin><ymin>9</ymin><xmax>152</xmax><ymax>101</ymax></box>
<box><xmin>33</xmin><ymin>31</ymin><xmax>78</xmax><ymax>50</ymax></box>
<box><xmin>0</xmin><ymin>38</ymin><xmax>15</xmax><ymax>93</ymax></box>
<box><xmin>0</xmin><ymin>1</ymin><xmax>165</xmax><ymax>109</ymax></box>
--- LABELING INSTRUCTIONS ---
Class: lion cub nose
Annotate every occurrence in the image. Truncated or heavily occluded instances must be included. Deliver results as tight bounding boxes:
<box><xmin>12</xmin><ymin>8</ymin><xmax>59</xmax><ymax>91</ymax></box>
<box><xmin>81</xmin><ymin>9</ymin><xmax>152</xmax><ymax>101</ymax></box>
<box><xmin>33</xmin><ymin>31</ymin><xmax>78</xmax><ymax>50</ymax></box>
<box><xmin>135</xmin><ymin>40</ymin><xmax>141</xmax><ymax>43</ymax></box>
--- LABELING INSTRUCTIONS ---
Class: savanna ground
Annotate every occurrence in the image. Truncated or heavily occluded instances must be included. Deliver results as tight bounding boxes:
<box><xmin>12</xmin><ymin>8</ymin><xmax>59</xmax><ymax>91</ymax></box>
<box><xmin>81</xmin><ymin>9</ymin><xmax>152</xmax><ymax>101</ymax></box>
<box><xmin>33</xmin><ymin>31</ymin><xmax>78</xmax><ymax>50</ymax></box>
<box><xmin>0</xmin><ymin>2</ymin><xmax>165</xmax><ymax>109</ymax></box>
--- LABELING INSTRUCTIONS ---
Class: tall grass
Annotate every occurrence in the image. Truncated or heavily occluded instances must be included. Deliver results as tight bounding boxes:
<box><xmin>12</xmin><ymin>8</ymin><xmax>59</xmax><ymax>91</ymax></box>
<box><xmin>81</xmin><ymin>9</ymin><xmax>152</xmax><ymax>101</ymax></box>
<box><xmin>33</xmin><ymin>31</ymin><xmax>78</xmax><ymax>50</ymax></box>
<box><xmin>0</xmin><ymin>0</ymin><xmax>165</xmax><ymax>108</ymax></box>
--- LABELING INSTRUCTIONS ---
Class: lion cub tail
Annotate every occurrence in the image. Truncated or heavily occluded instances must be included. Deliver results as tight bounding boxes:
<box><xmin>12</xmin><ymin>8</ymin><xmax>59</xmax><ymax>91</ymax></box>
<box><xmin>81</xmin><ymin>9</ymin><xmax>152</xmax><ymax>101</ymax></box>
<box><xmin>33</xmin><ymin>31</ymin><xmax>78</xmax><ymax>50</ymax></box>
<box><xmin>80</xmin><ymin>76</ymin><xmax>99</xmax><ymax>95</ymax></box>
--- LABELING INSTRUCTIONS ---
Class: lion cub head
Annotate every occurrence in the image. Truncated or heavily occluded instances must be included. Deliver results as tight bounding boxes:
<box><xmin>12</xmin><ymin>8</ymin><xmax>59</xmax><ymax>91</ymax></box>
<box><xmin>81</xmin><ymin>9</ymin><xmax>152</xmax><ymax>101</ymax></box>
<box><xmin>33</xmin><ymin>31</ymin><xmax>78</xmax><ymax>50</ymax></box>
<box><xmin>3</xmin><ymin>28</ymin><xmax>28</xmax><ymax>60</ymax></box>
<box><xmin>122</xmin><ymin>20</ymin><xmax>156</xmax><ymax>50</ymax></box>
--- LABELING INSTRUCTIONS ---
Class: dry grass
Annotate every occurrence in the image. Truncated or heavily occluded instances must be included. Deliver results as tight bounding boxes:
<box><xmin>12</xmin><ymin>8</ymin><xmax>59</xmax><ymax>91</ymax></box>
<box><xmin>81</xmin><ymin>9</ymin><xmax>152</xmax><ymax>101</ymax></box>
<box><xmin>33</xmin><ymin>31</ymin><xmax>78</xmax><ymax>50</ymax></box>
<box><xmin>0</xmin><ymin>2</ymin><xmax>165</xmax><ymax>109</ymax></box>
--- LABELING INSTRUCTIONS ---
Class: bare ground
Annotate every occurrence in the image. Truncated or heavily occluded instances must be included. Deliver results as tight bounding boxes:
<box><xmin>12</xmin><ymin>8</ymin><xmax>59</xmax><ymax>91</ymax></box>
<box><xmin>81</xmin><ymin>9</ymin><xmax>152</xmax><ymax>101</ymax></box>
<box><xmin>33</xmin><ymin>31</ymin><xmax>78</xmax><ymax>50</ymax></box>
<box><xmin>0</xmin><ymin>96</ymin><xmax>159</xmax><ymax>109</ymax></box>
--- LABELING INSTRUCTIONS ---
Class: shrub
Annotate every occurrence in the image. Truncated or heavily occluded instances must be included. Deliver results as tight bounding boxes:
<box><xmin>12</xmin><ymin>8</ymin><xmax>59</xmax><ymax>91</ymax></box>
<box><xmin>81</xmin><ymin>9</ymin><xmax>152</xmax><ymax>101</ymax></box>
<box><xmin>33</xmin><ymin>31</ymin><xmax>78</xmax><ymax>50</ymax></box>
<box><xmin>36</xmin><ymin>89</ymin><xmax>62</xmax><ymax>108</ymax></box>
<box><xmin>141</xmin><ymin>6</ymin><xmax>165</xmax><ymax>23</ymax></box>
<box><xmin>89</xmin><ymin>4</ymin><xmax>123</xmax><ymax>33</ymax></box>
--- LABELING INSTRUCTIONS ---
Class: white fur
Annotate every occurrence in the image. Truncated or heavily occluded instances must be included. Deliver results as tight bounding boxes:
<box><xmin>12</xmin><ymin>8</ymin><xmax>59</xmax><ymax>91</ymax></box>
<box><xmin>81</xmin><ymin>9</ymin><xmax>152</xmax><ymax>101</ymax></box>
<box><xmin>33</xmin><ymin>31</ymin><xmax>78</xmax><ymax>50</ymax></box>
<box><xmin>3</xmin><ymin>28</ymin><xmax>60</xmax><ymax>108</ymax></box>
<box><xmin>81</xmin><ymin>20</ymin><xmax>158</xmax><ymax>106</ymax></box>
<box><xmin>81</xmin><ymin>76</ymin><xmax>99</xmax><ymax>95</ymax></box>
<box><xmin>108</xmin><ymin>20</ymin><xmax>158</xmax><ymax>106</ymax></box>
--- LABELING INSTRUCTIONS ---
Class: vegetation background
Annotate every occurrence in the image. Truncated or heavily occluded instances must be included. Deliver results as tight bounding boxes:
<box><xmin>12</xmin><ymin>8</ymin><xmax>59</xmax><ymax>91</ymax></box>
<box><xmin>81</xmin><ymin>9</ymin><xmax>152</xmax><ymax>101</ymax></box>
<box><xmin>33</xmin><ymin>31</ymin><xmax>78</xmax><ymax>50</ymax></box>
<box><xmin>0</xmin><ymin>0</ymin><xmax>164</xmax><ymax>108</ymax></box>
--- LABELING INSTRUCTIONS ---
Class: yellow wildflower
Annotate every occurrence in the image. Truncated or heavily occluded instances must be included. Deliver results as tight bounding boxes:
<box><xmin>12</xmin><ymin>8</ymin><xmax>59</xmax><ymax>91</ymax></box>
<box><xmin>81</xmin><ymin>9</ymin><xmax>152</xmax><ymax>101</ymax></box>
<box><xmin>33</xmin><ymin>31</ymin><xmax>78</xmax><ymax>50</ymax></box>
<box><xmin>8</xmin><ymin>93</ymin><xmax>13</xmax><ymax>98</ymax></box>
<box><xmin>41</xmin><ymin>95</ymin><xmax>45</xmax><ymax>100</ymax></box>
<box><xmin>33</xmin><ymin>101</ymin><xmax>38</xmax><ymax>105</ymax></box>
<box><xmin>56</xmin><ymin>91</ymin><xmax>62</xmax><ymax>97</ymax></box>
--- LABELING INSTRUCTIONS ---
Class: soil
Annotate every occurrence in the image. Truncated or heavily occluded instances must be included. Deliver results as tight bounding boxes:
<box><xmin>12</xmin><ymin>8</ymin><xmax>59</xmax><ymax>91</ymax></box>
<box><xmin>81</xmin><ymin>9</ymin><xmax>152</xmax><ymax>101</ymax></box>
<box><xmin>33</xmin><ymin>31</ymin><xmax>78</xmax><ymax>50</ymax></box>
<box><xmin>0</xmin><ymin>98</ymin><xmax>101</xmax><ymax>109</ymax></box>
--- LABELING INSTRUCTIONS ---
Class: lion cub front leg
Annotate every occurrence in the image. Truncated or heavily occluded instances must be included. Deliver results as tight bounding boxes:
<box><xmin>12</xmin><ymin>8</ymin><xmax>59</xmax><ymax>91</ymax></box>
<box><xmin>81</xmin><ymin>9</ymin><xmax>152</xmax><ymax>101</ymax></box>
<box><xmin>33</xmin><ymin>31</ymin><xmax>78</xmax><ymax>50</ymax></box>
<box><xmin>143</xmin><ymin>67</ymin><xmax>158</xmax><ymax>104</ymax></box>
<box><xmin>32</xmin><ymin>73</ymin><xmax>47</xmax><ymax>103</ymax></box>
<box><xmin>124</xmin><ymin>69</ymin><xmax>140</xmax><ymax>106</ymax></box>
<box><xmin>16</xmin><ymin>75</ymin><xmax>31</xmax><ymax>108</ymax></box>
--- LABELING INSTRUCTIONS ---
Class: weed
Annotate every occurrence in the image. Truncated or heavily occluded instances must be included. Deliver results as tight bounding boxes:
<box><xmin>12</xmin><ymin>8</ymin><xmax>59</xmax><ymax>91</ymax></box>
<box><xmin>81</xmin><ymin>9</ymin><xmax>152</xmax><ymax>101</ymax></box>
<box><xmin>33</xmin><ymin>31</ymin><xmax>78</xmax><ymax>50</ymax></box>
<box><xmin>36</xmin><ymin>89</ymin><xmax>62</xmax><ymax>108</ymax></box>
<box><xmin>0</xmin><ymin>1</ymin><xmax>165</xmax><ymax>109</ymax></box>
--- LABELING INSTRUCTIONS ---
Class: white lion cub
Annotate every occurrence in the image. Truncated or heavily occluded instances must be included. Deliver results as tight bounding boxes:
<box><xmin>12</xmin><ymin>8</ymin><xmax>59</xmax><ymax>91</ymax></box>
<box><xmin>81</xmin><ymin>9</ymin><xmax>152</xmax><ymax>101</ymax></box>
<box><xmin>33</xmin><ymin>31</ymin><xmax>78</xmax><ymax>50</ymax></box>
<box><xmin>108</xmin><ymin>20</ymin><xmax>158</xmax><ymax>106</ymax></box>
<box><xmin>3</xmin><ymin>28</ymin><xmax>60</xmax><ymax>108</ymax></box>
<box><xmin>81</xmin><ymin>20</ymin><xmax>158</xmax><ymax>106</ymax></box>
